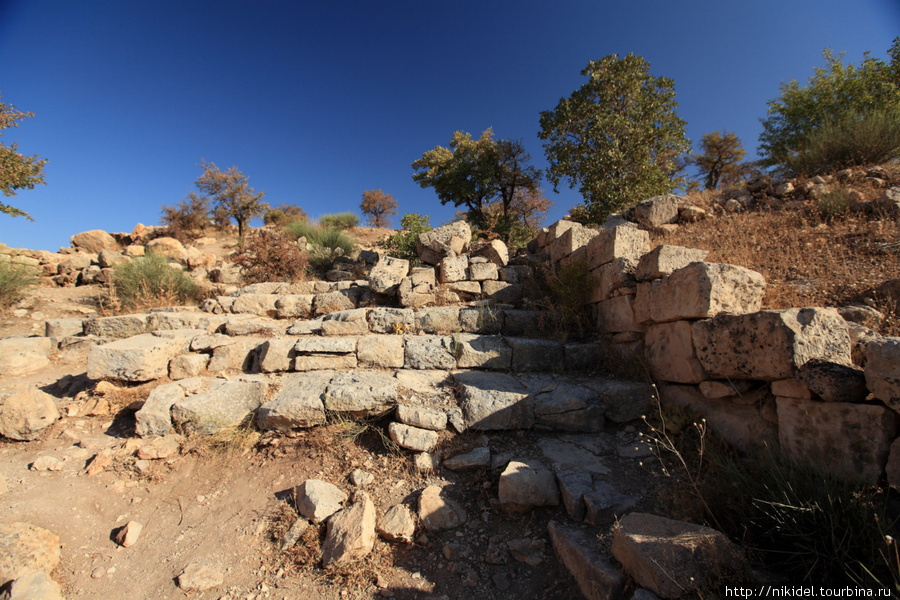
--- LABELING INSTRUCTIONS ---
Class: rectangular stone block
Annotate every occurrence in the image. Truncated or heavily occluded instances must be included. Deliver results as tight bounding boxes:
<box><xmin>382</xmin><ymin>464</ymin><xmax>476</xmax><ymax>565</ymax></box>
<box><xmin>293</xmin><ymin>337</ymin><xmax>358</xmax><ymax>354</ymax></box>
<box><xmin>586</xmin><ymin>225</ymin><xmax>650</xmax><ymax>269</ymax></box>
<box><xmin>455</xmin><ymin>334</ymin><xmax>512</xmax><ymax>370</ymax></box>
<box><xmin>88</xmin><ymin>333</ymin><xmax>188</xmax><ymax>382</ymax></box>
<box><xmin>595</xmin><ymin>295</ymin><xmax>642</xmax><ymax>333</ymax></box>
<box><xmin>459</xmin><ymin>307</ymin><xmax>503</xmax><ymax>334</ymax></box>
<box><xmin>644</xmin><ymin>321</ymin><xmax>707</xmax><ymax>384</ymax></box>
<box><xmin>439</xmin><ymin>255</ymin><xmax>468</xmax><ymax>283</ymax></box>
<box><xmin>468</xmin><ymin>261</ymin><xmax>499</xmax><ymax>281</ymax></box>
<box><xmin>258</xmin><ymin>337</ymin><xmax>298</xmax><ymax>373</ymax></box>
<box><xmin>550</xmin><ymin>222</ymin><xmax>598</xmax><ymax>263</ymax></box>
<box><xmin>636</xmin><ymin>245</ymin><xmax>709</xmax><ymax>281</ymax></box>
<box><xmin>293</xmin><ymin>354</ymin><xmax>358</xmax><ymax>371</ymax></box>
<box><xmin>589</xmin><ymin>258</ymin><xmax>637</xmax><ymax>304</ymax></box>
<box><xmin>357</xmin><ymin>335</ymin><xmax>405</xmax><ymax>368</ymax></box>
<box><xmin>508</xmin><ymin>338</ymin><xmax>564</xmax><ymax>371</ymax></box>
<box><xmin>415</xmin><ymin>307</ymin><xmax>460</xmax><ymax>334</ymax></box>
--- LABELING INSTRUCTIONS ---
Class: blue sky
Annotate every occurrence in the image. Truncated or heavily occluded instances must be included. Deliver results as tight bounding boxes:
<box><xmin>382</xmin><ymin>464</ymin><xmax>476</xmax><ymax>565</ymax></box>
<box><xmin>1</xmin><ymin>0</ymin><xmax>898</xmax><ymax>251</ymax></box>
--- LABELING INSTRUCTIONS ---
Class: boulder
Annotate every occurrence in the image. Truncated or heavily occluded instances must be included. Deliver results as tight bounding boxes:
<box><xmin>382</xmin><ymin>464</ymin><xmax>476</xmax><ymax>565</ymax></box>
<box><xmin>417</xmin><ymin>221</ymin><xmax>472</xmax><ymax>264</ymax></box>
<box><xmin>498</xmin><ymin>460</ymin><xmax>560</xmax><ymax>512</ymax></box>
<box><xmin>294</xmin><ymin>479</ymin><xmax>348</xmax><ymax>523</ymax></box>
<box><xmin>0</xmin><ymin>337</ymin><xmax>53</xmax><ymax>377</ymax></box>
<box><xmin>257</xmin><ymin>371</ymin><xmax>330</xmax><ymax>430</ymax></box>
<box><xmin>368</xmin><ymin>256</ymin><xmax>409</xmax><ymax>294</ymax></box>
<box><xmin>145</xmin><ymin>236</ymin><xmax>187</xmax><ymax>261</ymax></box>
<box><xmin>71</xmin><ymin>229</ymin><xmax>119</xmax><ymax>253</ymax></box>
<box><xmin>612</xmin><ymin>513</ymin><xmax>745</xmax><ymax>599</ymax></box>
<box><xmin>631</xmin><ymin>195</ymin><xmax>679</xmax><ymax>229</ymax></box>
<box><xmin>0</xmin><ymin>389</ymin><xmax>59</xmax><ymax>441</ymax></box>
<box><xmin>0</xmin><ymin>523</ymin><xmax>60</xmax><ymax>586</ymax></box>
<box><xmin>692</xmin><ymin>308</ymin><xmax>852</xmax><ymax>381</ymax></box>
<box><xmin>87</xmin><ymin>333</ymin><xmax>188</xmax><ymax>382</ymax></box>
<box><xmin>170</xmin><ymin>379</ymin><xmax>267</xmax><ymax>435</ymax></box>
<box><xmin>418</xmin><ymin>485</ymin><xmax>467</xmax><ymax>531</ymax></box>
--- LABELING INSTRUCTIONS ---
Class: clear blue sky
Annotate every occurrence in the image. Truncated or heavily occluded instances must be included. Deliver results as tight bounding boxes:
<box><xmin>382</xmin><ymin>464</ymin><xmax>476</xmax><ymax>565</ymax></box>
<box><xmin>1</xmin><ymin>0</ymin><xmax>898</xmax><ymax>251</ymax></box>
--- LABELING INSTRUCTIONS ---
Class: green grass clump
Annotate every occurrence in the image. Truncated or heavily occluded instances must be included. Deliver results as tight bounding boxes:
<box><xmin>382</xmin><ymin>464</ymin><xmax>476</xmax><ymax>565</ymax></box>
<box><xmin>787</xmin><ymin>109</ymin><xmax>900</xmax><ymax>176</ymax></box>
<box><xmin>318</xmin><ymin>212</ymin><xmax>359</xmax><ymax>230</ymax></box>
<box><xmin>283</xmin><ymin>219</ymin><xmax>355</xmax><ymax>275</ymax></box>
<box><xmin>0</xmin><ymin>259</ymin><xmax>37</xmax><ymax>308</ymax></box>
<box><xmin>110</xmin><ymin>251</ymin><xmax>199</xmax><ymax>310</ymax></box>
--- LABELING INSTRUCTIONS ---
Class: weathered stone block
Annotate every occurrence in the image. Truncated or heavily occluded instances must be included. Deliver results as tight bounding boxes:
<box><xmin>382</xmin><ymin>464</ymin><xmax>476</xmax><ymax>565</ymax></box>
<box><xmin>644</xmin><ymin>321</ymin><xmax>707</xmax><ymax>384</ymax></box>
<box><xmin>88</xmin><ymin>334</ymin><xmax>187</xmax><ymax>382</ymax></box>
<box><xmin>482</xmin><ymin>280</ymin><xmax>522</xmax><ymax>304</ymax></box>
<box><xmin>171</xmin><ymin>380</ymin><xmax>267</xmax><ymax>435</ymax></box>
<box><xmin>415</xmin><ymin>307</ymin><xmax>459</xmax><ymax>334</ymax></box>
<box><xmin>631</xmin><ymin>195</ymin><xmax>679</xmax><ymax>229</ymax></box>
<box><xmin>692</xmin><ymin>308</ymin><xmax>852</xmax><ymax>381</ymax></box>
<box><xmin>468</xmin><ymin>261</ymin><xmax>498</xmax><ymax>281</ymax></box>
<box><xmin>368</xmin><ymin>256</ymin><xmax>409</xmax><ymax>294</ymax></box>
<box><xmin>275</xmin><ymin>294</ymin><xmax>315</xmax><ymax>319</ymax></box>
<box><xmin>644</xmin><ymin>262</ymin><xmax>765</xmax><ymax>323</ymax></box>
<box><xmin>324</xmin><ymin>370</ymin><xmax>398</xmax><ymax>417</ymax></box>
<box><xmin>455</xmin><ymin>334</ymin><xmax>512</xmax><ymax>370</ymax></box>
<box><xmin>456</xmin><ymin>370</ymin><xmax>533</xmax><ymax>430</ymax></box>
<box><xmin>231</xmin><ymin>294</ymin><xmax>280</xmax><ymax>316</ymax></box>
<box><xmin>508</xmin><ymin>338</ymin><xmax>564</xmax><ymax>371</ymax></box>
<box><xmin>0</xmin><ymin>337</ymin><xmax>53</xmax><ymax>377</ymax></box>
<box><xmin>404</xmin><ymin>335</ymin><xmax>456</xmax><ymax>370</ymax></box>
<box><xmin>596</xmin><ymin>295</ymin><xmax>641</xmax><ymax>333</ymax></box>
<box><xmin>257</xmin><ymin>371</ymin><xmax>330</xmax><ymax>430</ymax></box>
<box><xmin>549</xmin><ymin>222</ymin><xmax>598</xmax><ymax>262</ymax></box>
<box><xmin>635</xmin><ymin>245</ymin><xmax>709</xmax><ymax>281</ymax></box>
<box><xmin>586</xmin><ymin>225</ymin><xmax>650</xmax><ymax>269</ymax></box>
<box><xmin>589</xmin><ymin>257</ymin><xmax>637</xmax><ymax>303</ymax></box>
<box><xmin>357</xmin><ymin>335</ymin><xmax>405</xmax><ymax>368</ymax></box>
<box><xmin>548</xmin><ymin>521</ymin><xmax>625</xmax><ymax>600</ymax></box>
<box><xmin>866</xmin><ymin>337</ymin><xmax>900</xmax><ymax>411</ymax></box>
<box><xmin>439</xmin><ymin>255</ymin><xmax>468</xmax><ymax>283</ymax></box>
<box><xmin>367</xmin><ymin>307</ymin><xmax>416</xmax><ymax>334</ymax></box>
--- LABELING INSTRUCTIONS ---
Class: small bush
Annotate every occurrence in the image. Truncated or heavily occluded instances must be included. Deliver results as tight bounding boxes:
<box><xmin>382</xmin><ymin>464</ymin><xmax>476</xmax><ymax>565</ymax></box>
<box><xmin>318</xmin><ymin>212</ymin><xmax>359</xmax><ymax>230</ymax></box>
<box><xmin>232</xmin><ymin>229</ymin><xmax>309</xmax><ymax>283</ymax></box>
<box><xmin>816</xmin><ymin>187</ymin><xmax>853</xmax><ymax>221</ymax></box>
<box><xmin>160</xmin><ymin>193</ymin><xmax>211</xmax><ymax>243</ymax></box>
<box><xmin>109</xmin><ymin>252</ymin><xmax>199</xmax><ymax>310</ymax></box>
<box><xmin>786</xmin><ymin>109</ymin><xmax>900</xmax><ymax>176</ymax></box>
<box><xmin>0</xmin><ymin>259</ymin><xmax>36</xmax><ymax>308</ymax></box>
<box><xmin>265</xmin><ymin>203</ymin><xmax>309</xmax><ymax>227</ymax></box>
<box><xmin>378</xmin><ymin>213</ymin><xmax>431</xmax><ymax>264</ymax></box>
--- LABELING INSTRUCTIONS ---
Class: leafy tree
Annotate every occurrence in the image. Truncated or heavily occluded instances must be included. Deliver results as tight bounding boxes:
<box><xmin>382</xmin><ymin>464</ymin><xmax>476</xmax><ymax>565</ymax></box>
<box><xmin>759</xmin><ymin>37</ymin><xmax>900</xmax><ymax>171</ymax></box>
<box><xmin>538</xmin><ymin>54</ymin><xmax>690</xmax><ymax>224</ymax></box>
<box><xmin>692</xmin><ymin>131</ymin><xmax>748</xmax><ymax>190</ymax></box>
<box><xmin>0</xmin><ymin>94</ymin><xmax>48</xmax><ymax>220</ymax></box>
<box><xmin>411</xmin><ymin>129</ymin><xmax>541</xmax><ymax>242</ymax></box>
<box><xmin>193</xmin><ymin>161</ymin><xmax>268</xmax><ymax>238</ymax></box>
<box><xmin>360</xmin><ymin>189</ymin><xmax>398</xmax><ymax>228</ymax></box>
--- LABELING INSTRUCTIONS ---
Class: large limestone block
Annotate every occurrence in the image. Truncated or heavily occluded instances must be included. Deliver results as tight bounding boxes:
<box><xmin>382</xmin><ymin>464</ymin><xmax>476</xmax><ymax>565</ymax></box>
<box><xmin>548</xmin><ymin>521</ymin><xmax>625</xmax><ymax>600</ymax></box>
<box><xmin>692</xmin><ymin>308</ymin><xmax>852</xmax><ymax>381</ymax></box>
<box><xmin>866</xmin><ymin>337</ymin><xmax>900</xmax><ymax>410</ymax></box>
<box><xmin>507</xmin><ymin>338</ymin><xmax>564</xmax><ymax>371</ymax></box>
<box><xmin>498</xmin><ymin>460</ymin><xmax>560</xmax><ymax>512</ymax></box>
<box><xmin>367</xmin><ymin>307</ymin><xmax>415</xmax><ymax>334</ymax></box>
<box><xmin>71</xmin><ymin>229</ymin><xmax>119</xmax><ymax>253</ymax></box>
<box><xmin>796</xmin><ymin>358</ymin><xmax>867</xmax><ymax>403</ymax></box>
<box><xmin>468</xmin><ymin>260</ymin><xmax>498</xmax><ymax>281</ymax></box>
<box><xmin>459</xmin><ymin>307</ymin><xmax>503</xmax><ymax>334</ymax></box>
<box><xmin>439</xmin><ymin>255</ymin><xmax>468</xmax><ymax>283</ymax></box>
<box><xmin>357</xmin><ymin>335</ymin><xmax>405</xmax><ymax>368</ymax></box>
<box><xmin>455</xmin><ymin>334</ymin><xmax>512</xmax><ymax>370</ymax></box>
<box><xmin>404</xmin><ymin>335</ymin><xmax>456</xmax><ymax>370</ymax></box>
<box><xmin>636</xmin><ymin>245</ymin><xmax>709</xmax><ymax>282</ymax></box>
<box><xmin>231</xmin><ymin>293</ymin><xmax>280</xmax><ymax>316</ymax></box>
<box><xmin>88</xmin><ymin>334</ymin><xmax>187</xmax><ymax>382</ymax></box>
<box><xmin>414</xmin><ymin>307</ymin><xmax>459</xmax><ymax>334</ymax></box>
<box><xmin>293</xmin><ymin>336</ymin><xmax>357</xmax><ymax>354</ymax></box>
<box><xmin>312</xmin><ymin>291</ymin><xmax>356</xmax><ymax>316</ymax></box>
<box><xmin>44</xmin><ymin>317</ymin><xmax>85</xmax><ymax>338</ymax></box>
<box><xmin>586</xmin><ymin>225</ymin><xmax>650</xmax><ymax>269</ymax></box>
<box><xmin>257</xmin><ymin>371</ymin><xmax>331</xmax><ymax>430</ymax></box>
<box><xmin>644</xmin><ymin>321</ymin><xmax>707</xmax><ymax>384</ymax></box>
<box><xmin>533</xmin><ymin>383</ymin><xmax>605</xmax><ymax>432</ymax></box>
<box><xmin>321</xmin><ymin>491</ymin><xmax>377</xmax><ymax>566</ymax></box>
<box><xmin>612</xmin><ymin>513</ymin><xmax>744</xmax><ymax>599</ymax></box>
<box><xmin>0</xmin><ymin>522</ymin><xmax>61</xmax><ymax>586</ymax></box>
<box><xmin>396</xmin><ymin>404</ymin><xmax>447</xmax><ymax>431</ymax></box>
<box><xmin>206</xmin><ymin>337</ymin><xmax>264</xmax><ymax>373</ymax></box>
<box><xmin>777</xmin><ymin>396</ymin><xmax>898</xmax><ymax>485</ymax></box>
<box><xmin>0</xmin><ymin>389</ymin><xmax>59</xmax><ymax>441</ymax></box>
<box><xmin>589</xmin><ymin>258</ymin><xmax>637</xmax><ymax>303</ymax></box>
<box><xmin>135</xmin><ymin>383</ymin><xmax>184</xmax><ymax>437</ymax></box>
<box><xmin>368</xmin><ymin>256</ymin><xmax>409</xmax><ymax>294</ymax></box>
<box><xmin>596</xmin><ymin>295</ymin><xmax>642</xmax><ymax>333</ymax></box>
<box><xmin>294</xmin><ymin>355</ymin><xmax>357</xmax><ymax>371</ymax></box>
<box><xmin>324</xmin><ymin>370</ymin><xmax>398</xmax><ymax>417</ymax></box>
<box><xmin>473</xmin><ymin>239</ymin><xmax>509</xmax><ymax>266</ymax></box>
<box><xmin>631</xmin><ymin>195</ymin><xmax>679</xmax><ymax>229</ymax></box>
<box><xmin>417</xmin><ymin>221</ymin><xmax>471</xmax><ymax>264</ymax></box>
<box><xmin>257</xmin><ymin>337</ymin><xmax>297</xmax><ymax>373</ymax></box>
<box><xmin>275</xmin><ymin>294</ymin><xmax>315</xmax><ymax>319</ymax></box>
<box><xmin>659</xmin><ymin>384</ymin><xmax>774</xmax><ymax>452</ymax></box>
<box><xmin>171</xmin><ymin>380</ymin><xmax>267</xmax><ymax>435</ymax></box>
<box><xmin>549</xmin><ymin>222</ymin><xmax>598</xmax><ymax>262</ymax></box>
<box><xmin>644</xmin><ymin>262</ymin><xmax>765</xmax><ymax>324</ymax></box>
<box><xmin>0</xmin><ymin>337</ymin><xmax>52</xmax><ymax>377</ymax></box>
<box><xmin>455</xmin><ymin>370</ymin><xmax>533</xmax><ymax>430</ymax></box>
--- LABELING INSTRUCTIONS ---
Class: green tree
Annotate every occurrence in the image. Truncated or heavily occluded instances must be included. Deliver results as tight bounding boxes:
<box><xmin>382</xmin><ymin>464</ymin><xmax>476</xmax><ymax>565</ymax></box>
<box><xmin>692</xmin><ymin>131</ymin><xmax>748</xmax><ymax>190</ymax></box>
<box><xmin>758</xmin><ymin>37</ymin><xmax>900</xmax><ymax>171</ymax></box>
<box><xmin>411</xmin><ymin>129</ymin><xmax>541</xmax><ymax>242</ymax></box>
<box><xmin>0</xmin><ymin>94</ymin><xmax>48</xmax><ymax>220</ymax></box>
<box><xmin>538</xmin><ymin>54</ymin><xmax>690</xmax><ymax>224</ymax></box>
<box><xmin>193</xmin><ymin>160</ymin><xmax>268</xmax><ymax>238</ymax></box>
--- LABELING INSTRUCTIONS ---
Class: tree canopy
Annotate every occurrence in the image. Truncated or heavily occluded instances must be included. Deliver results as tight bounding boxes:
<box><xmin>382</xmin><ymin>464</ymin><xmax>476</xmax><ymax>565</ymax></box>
<box><xmin>360</xmin><ymin>189</ymin><xmax>398</xmax><ymax>228</ymax></box>
<box><xmin>411</xmin><ymin>128</ymin><xmax>543</xmax><ymax>242</ymax></box>
<box><xmin>538</xmin><ymin>54</ymin><xmax>690</xmax><ymax>224</ymax></box>
<box><xmin>758</xmin><ymin>37</ymin><xmax>900</xmax><ymax>172</ymax></box>
<box><xmin>193</xmin><ymin>161</ymin><xmax>268</xmax><ymax>238</ymax></box>
<box><xmin>692</xmin><ymin>131</ymin><xmax>748</xmax><ymax>190</ymax></box>
<box><xmin>0</xmin><ymin>94</ymin><xmax>48</xmax><ymax>220</ymax></box>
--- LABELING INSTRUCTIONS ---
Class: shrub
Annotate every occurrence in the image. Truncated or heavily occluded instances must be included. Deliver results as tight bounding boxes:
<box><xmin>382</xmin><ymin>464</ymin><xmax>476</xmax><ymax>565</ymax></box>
<box><xmin>283</xmin><ymin>220</ymin><xmax>355</xmax><ymax>276</ymax></box>
<box><xmin>816</xmin><ymin>186</ymin><xmax>853</xmax><ymax>221</ymax></box>
<box><xmin>378</xmin><ymin>213</ymin><xmax>431</xmax><ymax>264</ymax></box>
<box><xmin>785</xmin><ymin>109</ymin><xmax>900</xmax><ymax>176</ymax></box>
<box><xmin>109</xmin><ymin>252</ymin><xmax>199</xmax><ymax>310</ymax></box>
<box><xmin>232</xmin><ymin>229</ymin><xmax>310</xmax><ymax>283</ymax></box>
<box><xmin>160</xmin><ymin>192</ymin><xmax>211</xmax><ymax>243</ymax></box>
<box><xmin>318</xmin><ymin>212</ymin><xmax>359</xmax><ymax>230</ymax></box>
<box><xmin>0</xmin><ymin>259</ymin><xmax>36</xmax><ymax>308</ymax></box>
<box><xmin>264</xmin><ymin>203</ymin><xmax>309</xmax><ymax>227</ymax></box>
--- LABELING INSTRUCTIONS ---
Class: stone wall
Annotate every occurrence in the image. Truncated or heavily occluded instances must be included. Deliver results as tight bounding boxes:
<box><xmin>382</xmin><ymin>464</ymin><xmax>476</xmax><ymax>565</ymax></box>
<box><xmin>533</xmin><ymin>201</ymin><xmax>900</xmax><ymax>488</ymax></box>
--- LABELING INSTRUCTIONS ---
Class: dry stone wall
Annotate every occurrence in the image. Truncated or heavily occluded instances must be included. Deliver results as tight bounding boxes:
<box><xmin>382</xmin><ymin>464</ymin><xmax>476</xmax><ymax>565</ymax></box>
<box><xmin>533</xmin><ymin>196</ymin><xmax>900</xmax><ymax>487</ymax></box>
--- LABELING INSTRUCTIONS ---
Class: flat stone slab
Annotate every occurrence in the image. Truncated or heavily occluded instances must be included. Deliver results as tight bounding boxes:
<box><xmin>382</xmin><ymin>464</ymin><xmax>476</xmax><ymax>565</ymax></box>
<box><xmin>171</xmin><ymin>379</ymin><xmax>267</xmax><ymax>435</ymax></box>
<box><xmin>88</xmin><ymin>333</ymin><xmax>187</xmax><ymax>382</ymax></box>
<box><xmin>533</xmin><ymin>382</ymin><xmax>605</xmax><ymax>432</ymax></box>
<box><xmin>454</xmin><ymin>371</ymin><xmax>533</xmax><ymax>430</ymax></box>
<box><xmin>257</xmin><ymin>371</ymin><xmax>332</xmax><ymax>431</ymax></box>
<box><xmin>324</xmin><ymin>370</ymin><xmax>398</xmax><ymax>417</ymax></box>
